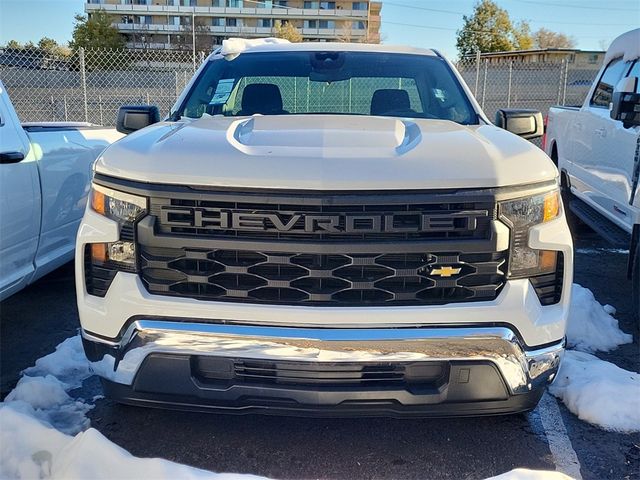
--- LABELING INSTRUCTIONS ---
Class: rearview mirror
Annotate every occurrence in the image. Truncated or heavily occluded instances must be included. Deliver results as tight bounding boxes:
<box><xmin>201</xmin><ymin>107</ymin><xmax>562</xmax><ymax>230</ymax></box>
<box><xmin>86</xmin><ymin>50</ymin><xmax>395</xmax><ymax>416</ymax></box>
<box><xmin>494</xmin><ymin>109</ymin><xmax>544</xmax><ymax>140</ymax></box>
<box><xmin>116</xmin><ymin>105</ymin><xmax>160</xmax><ymax>134</ymax></box>
<box><xmin>610</xmin><ymin>76</ymin><xmax>640</xmax><ymax>128</ymax></box>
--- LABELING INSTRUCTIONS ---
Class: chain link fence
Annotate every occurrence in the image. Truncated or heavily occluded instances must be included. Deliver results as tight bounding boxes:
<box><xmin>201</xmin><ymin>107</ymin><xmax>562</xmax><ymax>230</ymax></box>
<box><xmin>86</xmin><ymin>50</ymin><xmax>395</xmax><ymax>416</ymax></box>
<box><xmin>1</xmin><ymin>47</ymin><xmax>602</xmax><ymax>128</ymax></box>
<box><xmin>1</xmin><ymin>47</ymin><xmax>201</xmax><ymax>125</ymax></box>
<box><xmin>455</xmin><ymin>56</ymin><xmax>601</xmax><ymax>122</ymax></box>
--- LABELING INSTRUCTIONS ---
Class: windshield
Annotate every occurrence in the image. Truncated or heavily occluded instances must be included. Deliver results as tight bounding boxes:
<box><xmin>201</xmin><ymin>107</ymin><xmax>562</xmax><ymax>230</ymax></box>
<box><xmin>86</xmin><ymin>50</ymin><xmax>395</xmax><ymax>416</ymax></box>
<box><xmin>175</xmin><ymin>51</ymin><xmax>478</xmax><ymax>124</ymax></box>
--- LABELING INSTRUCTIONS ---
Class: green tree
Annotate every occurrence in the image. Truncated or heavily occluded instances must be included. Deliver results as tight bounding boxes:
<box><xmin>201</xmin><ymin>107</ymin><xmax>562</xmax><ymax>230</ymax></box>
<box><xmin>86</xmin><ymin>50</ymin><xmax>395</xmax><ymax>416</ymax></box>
<box><xmin>37</xmin><ymin>37</ymin><xmax>68</xmax><ymax>57</ymax></box>
<box><xmin>69</xmin><ymin>10</ymin><xmax>126</xmax><ymax>51</ymax></box>
<box><xmin>534</xmin><ymin>28</ymin><xmax>576</xmax><ymax>49</ymax></box>
<box><xmin>5</xmin><ymin>40</ymin><xmax>22</xmax><ymax>49</ymax></box>
<box><xmin>274</xmin><ymin>21</ymin><xmax>303</xmax><ymax>43</ymax></box>
<box><xmin>456</xmin><ymin>0</ymin><xmax>515</xmax><ymax>56</ymax></box>
<box><xmin>513</xmin><ymin>21</ymin><xmax>534</xmax><ymax>50</ymax></box>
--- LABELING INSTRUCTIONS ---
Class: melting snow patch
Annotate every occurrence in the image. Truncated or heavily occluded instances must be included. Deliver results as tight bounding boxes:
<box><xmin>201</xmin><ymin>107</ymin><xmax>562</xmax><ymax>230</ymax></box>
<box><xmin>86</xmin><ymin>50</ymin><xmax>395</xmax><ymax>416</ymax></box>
<box><xmin>221</xmin><ymin>37</ymin><xmax>290</xmax><ymax>57</ymax></box>
<box><xmin>23</xmin><ymin>335</ymin><xmax>91</xmax><ymax>389</ymax></box>
<box><xmin>550</xmin><ymin>350</ymin><xmax>640</xmax><ymax>433</ymax></box>
<box><xmin>0</xmin><ymin>408</ymin><xmax>267</xmax><ymax>480</ymax></box>
<box><xmin>484</xmin><ymin>469</ymin><xmax>574</xmax><ymax>479</ymax></box>
<box><xmin>0</xmin><ymin>334</ymin><xmax>270</xmax><ymax>479</ymax></box>
<box><xmin>566</xmin><ymin>284</ymin><xmax>632</xmax><ymax>353</ymax></box>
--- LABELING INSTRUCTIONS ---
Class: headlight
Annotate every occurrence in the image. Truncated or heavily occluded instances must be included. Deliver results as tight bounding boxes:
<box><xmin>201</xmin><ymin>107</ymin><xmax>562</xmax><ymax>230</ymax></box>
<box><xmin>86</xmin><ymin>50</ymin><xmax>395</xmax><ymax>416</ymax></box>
<box><xmin>499</xmin><ymin>188</ymin><xmax>560</xmax><ymax>278</ymax></box>
<box><xmin>90</xmin><ymin>184</ymin><xmax>146</xmax><ymax>224</ymax></box>
<box><xmin>87</xmin><ymin>184</ymin><xmax>147</xmax><ymax>272</ymax></box>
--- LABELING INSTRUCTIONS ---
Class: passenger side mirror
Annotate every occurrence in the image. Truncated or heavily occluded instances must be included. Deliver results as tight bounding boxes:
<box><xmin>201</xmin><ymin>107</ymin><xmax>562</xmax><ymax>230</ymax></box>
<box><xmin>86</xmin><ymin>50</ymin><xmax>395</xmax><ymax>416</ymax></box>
<box><xmin>494</xmin><ymin>109</ymin><xmax>544</xmax><ymax>140</ymax></box>
<box><xmin>610</xmin><ymin>76</ymin><xmax>640</xmax><ymax>128</ymax></box>
<box><xmin>116</xmin><ymin>105</ymin><xmax>160</xmax><ymax>134</ymax></box>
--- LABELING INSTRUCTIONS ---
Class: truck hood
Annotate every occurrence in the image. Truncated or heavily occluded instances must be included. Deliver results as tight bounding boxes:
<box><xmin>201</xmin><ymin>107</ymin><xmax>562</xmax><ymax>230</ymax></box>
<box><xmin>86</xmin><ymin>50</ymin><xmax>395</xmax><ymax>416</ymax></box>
<box><xmin>95</xmin><ymin>115</ymin><xmax>557</xmax><ymax>190</ymax></box>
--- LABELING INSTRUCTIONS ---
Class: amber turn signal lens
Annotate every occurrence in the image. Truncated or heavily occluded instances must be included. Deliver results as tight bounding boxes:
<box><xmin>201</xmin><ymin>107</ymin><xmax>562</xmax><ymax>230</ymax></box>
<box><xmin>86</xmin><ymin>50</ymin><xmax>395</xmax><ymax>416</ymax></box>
<box><xmin>543</xmin><ymin>191</ymin><xmax>560</xmax><ymax>222</ymax></box>
<box><xmin>91</xmin><ymin>243</ymin><xmax>108</xmax><ymax>263</ymax></box>
<box><xmin>539</xmin><ymin>250</ymin><xmax>557</xmax><ymax>272</ymax></box>
<box><xmin>91</xmin><ymin>189</ymin><xmax>106</xmax><ymax>215</ymax></box>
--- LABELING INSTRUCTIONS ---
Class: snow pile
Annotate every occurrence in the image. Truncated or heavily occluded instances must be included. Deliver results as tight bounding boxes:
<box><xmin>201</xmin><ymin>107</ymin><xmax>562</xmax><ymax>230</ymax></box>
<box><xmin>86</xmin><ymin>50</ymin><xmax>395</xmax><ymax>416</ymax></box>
<box><xmin>549</xmin><ymin>350</ymin><xmax>640</xmax><ymax>433</ymax></box>
<box><xmin>221</xmin><ymin>37</ymin><xmax>290</xmax><ymax>56</ymax></box>
<box><xmin>0</xmin><ymin>334</ymin><xmax>270</xmax><ymax>480</ymax></box>
<box><xmin>23</xmin><ymin>335</ymin><xmax>92</xmax><ymax>388</ymax></box>
<box><xmin>485</xmin><ymin>469</ymin><xmax>573</xmax><ymax>480</ymax></box>
<box><xmin>2</xmin><ymin>335</ymin><xmax>93</xmax><ymax>435</ymax></box>
<box><xmin>566</xmin><ymin>284</ymin><xmax>632</xmax><ymax>353</ymax></box>
<box><xmin>0</xmin><ymin>408</ymin><xmax>266</xmax><ymax>480</ymax></box>
<box><xmin>3</xmin><ymin>375</ymin><xmax>92</xmax><ymax>435</ymax></box>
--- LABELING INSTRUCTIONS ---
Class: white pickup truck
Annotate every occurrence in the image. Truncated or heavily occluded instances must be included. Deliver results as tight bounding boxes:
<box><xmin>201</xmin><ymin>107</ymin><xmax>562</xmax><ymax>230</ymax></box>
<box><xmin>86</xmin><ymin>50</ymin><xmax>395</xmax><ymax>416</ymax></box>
<box><xmin>0</xmin><ymin>81</ymin><xmax>122</xmax><ymax>300</ymax></box>
<box><xmin>77</xmin><ymin>40</ymin><xmax>573</xmax><ymax>417</ymax></box>
<box><xmin>545</xmin><ymin>28</ymin><xmax>639</xmax><ymax>315</ymax></box>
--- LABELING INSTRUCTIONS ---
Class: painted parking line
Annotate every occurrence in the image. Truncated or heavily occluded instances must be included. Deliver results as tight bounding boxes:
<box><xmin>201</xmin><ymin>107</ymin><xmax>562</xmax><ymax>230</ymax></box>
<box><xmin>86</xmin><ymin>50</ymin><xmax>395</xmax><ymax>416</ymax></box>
<box><xmin>538</xmin><ymin>392</ymin><xmax>583</xmax><ymax>479</ymax></box>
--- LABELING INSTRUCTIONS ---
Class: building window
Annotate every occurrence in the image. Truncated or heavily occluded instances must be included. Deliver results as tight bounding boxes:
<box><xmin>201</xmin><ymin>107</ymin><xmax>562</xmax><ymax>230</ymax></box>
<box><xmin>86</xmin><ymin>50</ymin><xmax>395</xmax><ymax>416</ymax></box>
<box><xmin>352</xmin><ymin>1</ymin><xmax>366</xmax><ymax>10</ymax></box>
<box><xmin>589</xmin><ymin>54</ymin><xmax>599</xmax><ymax>64</ymax></box>
<box><xmin>318</xmin><ymin>20</ymin><xmax>335</xmax><ymax>29</ymax></box>
<box><xmin>353</xmin><ymin>21</ymin><xmax>365</xmax><ymax>29</ymax></box>
<box><xmin>212</xmin><ymin>17</ymin><xmax>224</xmax><ymax>26</ymax></box>
<box><xmin>259</xmin><ymin>18</ymin><xmax>273</xmax><ymax>27</ymax></box>
<box><xmin>227</xmin><ymin>0</ymin><xmax>242</xmax><ymax>7</ymax></box>
<box><xmin>226</xmin><ymin>17</ymin><xmax>237</xmax><ymax>26</ymax></box>
<box><xmin>305</xmin><ymin>1</ymin><xmax>335</xmax><ymax>8</ymax></box>
<box><xmin>121</xmin><ymin>15</ymin><xmax>133</xmax><ymax>23</ymax></box>
<box><xmin>274</xmin><ymin>0</ymin><xmax>287</xmax><ymax>6</ymax></box>
<box><xmin>304</xmin><ymin>20</ymin><xmax>317</xmax><ymax>28</ymax></box>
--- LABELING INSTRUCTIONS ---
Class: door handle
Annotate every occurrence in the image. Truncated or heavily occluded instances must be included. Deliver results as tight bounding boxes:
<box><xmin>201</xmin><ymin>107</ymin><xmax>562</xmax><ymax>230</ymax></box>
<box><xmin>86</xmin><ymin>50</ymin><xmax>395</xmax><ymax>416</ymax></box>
<box><xmin>0</xmin><ymin>151</ymin><xmax>25</xmax><ymax>164</ymax></box>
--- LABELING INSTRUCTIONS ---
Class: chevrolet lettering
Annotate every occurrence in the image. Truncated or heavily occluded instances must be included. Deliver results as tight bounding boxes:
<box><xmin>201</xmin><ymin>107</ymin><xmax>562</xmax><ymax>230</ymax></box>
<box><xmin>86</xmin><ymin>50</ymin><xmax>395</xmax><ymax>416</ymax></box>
<box><xmin>159</xmin><ymin>208</ymin><xmax>490</xmax><ymax>234</ymax></box>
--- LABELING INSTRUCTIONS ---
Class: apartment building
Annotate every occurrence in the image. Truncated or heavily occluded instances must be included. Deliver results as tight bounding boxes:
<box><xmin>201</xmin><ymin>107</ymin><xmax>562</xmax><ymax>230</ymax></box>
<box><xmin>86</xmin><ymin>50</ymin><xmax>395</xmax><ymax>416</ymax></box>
<box><xmin>85</xmin><ymin>0</ymin><xmax>382</xmax><ymax>50</ymax></box>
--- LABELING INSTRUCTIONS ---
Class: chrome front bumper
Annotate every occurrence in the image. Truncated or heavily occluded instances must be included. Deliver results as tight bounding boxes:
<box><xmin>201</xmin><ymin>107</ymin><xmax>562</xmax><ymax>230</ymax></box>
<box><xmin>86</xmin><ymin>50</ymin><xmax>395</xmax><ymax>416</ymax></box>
<box><xmin>82</xmin><ymin>320</ymin><xmax>564</xmax><ymax>396</ymax></box>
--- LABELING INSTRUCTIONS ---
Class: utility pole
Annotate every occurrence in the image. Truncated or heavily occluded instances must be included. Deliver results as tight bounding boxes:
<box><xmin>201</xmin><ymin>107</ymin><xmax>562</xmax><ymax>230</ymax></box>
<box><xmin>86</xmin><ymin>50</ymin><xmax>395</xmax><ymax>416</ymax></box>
<box><xmin>191</xmin><ymin>9</ymin><xmax>196</xmax><ymax>69</ymax></box>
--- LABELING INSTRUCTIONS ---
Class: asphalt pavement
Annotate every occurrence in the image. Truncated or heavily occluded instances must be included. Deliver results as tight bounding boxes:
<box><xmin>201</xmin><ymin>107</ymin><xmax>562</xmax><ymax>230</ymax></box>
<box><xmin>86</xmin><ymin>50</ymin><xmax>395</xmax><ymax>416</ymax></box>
<box><xmin>1</xmin><ymin>231</ymin><xmax>638</xmax><ymax>480</ymax></box>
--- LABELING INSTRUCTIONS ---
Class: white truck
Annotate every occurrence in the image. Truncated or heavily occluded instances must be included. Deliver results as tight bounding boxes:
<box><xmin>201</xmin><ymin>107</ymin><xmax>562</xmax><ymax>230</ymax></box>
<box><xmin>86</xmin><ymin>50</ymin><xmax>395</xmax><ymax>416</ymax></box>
<box><xmin>0</xmin><ymin>81</ymin><xmax>122</xmax><ymax>300</ymax></box>
<box><xmin>77</xmin><ymin>40</ymin><xmax>573</xmax><ymax>416</ymax></box>
<box><xmin>544</xmin><ymin>28</ymin><xmax>640</xmax><ymax>316</ymax></box>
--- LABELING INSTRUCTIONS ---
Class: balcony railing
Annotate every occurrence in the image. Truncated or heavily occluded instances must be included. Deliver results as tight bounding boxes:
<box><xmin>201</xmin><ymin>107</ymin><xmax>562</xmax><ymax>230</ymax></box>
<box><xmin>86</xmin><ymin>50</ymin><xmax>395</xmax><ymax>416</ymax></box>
<box><xmin>86</xmin><ymin>3</ymin><xmax>368</xmax><ymax>18</ymax></box>
<box><xmin>116</xmin><ymin>22</ymin><xmax>366</xmax><ymax>36</ymax></box>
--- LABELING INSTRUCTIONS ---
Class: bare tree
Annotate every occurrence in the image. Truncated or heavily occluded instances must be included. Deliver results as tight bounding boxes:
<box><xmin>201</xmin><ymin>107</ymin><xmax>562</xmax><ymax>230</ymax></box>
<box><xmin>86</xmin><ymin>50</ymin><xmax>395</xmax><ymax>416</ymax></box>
<box><xmin>534</xmin><ymin>28</ymin><xmax>576</xmax><ymax>49</ymax></box>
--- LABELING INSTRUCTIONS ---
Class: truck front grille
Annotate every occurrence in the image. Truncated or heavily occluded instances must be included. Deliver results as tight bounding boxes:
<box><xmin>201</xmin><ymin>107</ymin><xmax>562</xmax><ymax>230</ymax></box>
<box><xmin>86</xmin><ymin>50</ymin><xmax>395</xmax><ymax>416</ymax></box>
<box><xmin>136</xmin><ymin>188</ymin><xmax>507</xmax><ymax>306</ymax></box>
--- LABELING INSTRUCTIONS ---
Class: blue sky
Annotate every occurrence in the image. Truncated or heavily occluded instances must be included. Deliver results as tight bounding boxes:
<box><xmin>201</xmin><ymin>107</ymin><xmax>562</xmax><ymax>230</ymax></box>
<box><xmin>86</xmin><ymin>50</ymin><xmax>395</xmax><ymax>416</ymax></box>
<box><xmin>0</xmin><ymin>0</ymin><xmax>638</xmax><ymax>58</ymax></box>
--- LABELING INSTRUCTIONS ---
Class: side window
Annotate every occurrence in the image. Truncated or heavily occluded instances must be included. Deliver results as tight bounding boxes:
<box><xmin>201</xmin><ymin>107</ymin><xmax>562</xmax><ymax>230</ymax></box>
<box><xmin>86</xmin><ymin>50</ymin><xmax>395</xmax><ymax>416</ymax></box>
<box><xmin>590</xmin><ymin>58</ymin><xmax>627</xmax><ymax>108</ymax></box>
<box><xmin>628</xmin><ymin>61</ymin><xmax>640</xmax><ymax>93</ymax></box>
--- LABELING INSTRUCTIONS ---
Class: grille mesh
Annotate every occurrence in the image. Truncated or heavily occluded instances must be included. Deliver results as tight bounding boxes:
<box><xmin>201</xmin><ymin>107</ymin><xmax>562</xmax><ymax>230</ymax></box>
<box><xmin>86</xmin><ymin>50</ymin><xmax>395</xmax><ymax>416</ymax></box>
<box><xmin>140</xmin><ymin>247</ymin><xmax>507</xmax><ymax>306</ymax></box>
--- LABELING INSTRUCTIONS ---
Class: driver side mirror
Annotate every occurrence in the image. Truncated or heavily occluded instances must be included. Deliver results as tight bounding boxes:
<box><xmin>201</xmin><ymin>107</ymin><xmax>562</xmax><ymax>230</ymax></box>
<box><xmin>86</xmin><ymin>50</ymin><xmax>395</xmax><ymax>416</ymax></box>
<box><xmin>610</xmin><ymin>76</ymin><xmax>640</xmax><ymax>128</ymax></box>
<box><xmin>116</xmin><ymin>105</ymin><xmax>160</xmax><ymax>134</ymax></box>
<box><xmin>494</xmin><ymin>109</ymin><xmax>544</xmax><ymax>139</ymax></box>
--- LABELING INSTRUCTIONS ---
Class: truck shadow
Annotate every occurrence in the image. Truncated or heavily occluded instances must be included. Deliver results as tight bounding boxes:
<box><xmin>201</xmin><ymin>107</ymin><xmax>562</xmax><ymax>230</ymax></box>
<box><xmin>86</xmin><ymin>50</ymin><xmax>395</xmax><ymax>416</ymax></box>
<box><xmin>87</xmin><ymin>386</ymin><xmax>554</xmax><ymax>480</ymax></box>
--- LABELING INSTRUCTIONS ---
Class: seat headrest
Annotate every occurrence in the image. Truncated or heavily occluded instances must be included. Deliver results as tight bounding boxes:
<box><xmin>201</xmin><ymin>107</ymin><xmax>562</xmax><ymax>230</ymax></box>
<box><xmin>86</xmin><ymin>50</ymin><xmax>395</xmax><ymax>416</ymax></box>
<box><xmin>240</xmin><ymin>83</ymin><xmax>284</xmax><ymax>115</ymax></box>
<box><xmin>370</xmin><ymin>89</ymin><xmax>411</xmax><ymax>116</ymax></box>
